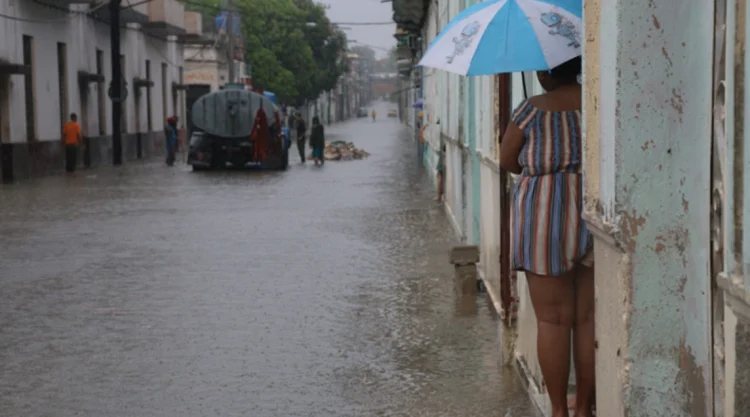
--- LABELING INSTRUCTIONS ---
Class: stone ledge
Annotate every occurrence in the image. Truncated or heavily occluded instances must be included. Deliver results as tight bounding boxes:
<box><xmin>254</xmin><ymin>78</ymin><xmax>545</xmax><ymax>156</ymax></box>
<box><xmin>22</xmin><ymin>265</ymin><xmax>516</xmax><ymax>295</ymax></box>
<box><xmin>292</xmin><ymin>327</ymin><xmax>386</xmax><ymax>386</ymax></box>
<box><xmin>450</xmin><ymin>245</ymin><xmax>480</xmax><ymax>265</ymax></box>
<box><xmin>719</xmin><ymin>273</ymin><xmax>750</xmax><ymax>320</ymax></box>
<box><xmin>476</xmin><ymin>149</ymin><xmax>501</xmax><ymax>174</ymax></box>
<box><xmin>514</xmin><ymin>353</ymin><xmax>552</xmax><ymax>417</ymax></box>
<box><xmin>581</xmin><ymin>209</ymin><xmax>621</xmax><ymax>250</ymax></box>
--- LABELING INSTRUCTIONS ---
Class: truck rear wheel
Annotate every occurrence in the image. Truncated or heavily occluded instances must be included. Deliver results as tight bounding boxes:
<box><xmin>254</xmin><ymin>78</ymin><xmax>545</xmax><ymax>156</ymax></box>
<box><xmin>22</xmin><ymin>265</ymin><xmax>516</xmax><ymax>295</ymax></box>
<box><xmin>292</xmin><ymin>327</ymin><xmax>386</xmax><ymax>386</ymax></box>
<box><xmin>279</xmin><ymin>148</ymin><xmax>289</xmax><ymax>170</ymax></box>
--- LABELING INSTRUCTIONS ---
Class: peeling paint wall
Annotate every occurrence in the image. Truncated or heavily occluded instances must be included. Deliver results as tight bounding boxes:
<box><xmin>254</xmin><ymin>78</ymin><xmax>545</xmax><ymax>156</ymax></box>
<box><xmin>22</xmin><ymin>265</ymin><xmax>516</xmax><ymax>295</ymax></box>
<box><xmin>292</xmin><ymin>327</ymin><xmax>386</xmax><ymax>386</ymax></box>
<box><xmin>583</xmin><ymin>0</ymin><xmax>714</xmax><ymax>415</ymax></box>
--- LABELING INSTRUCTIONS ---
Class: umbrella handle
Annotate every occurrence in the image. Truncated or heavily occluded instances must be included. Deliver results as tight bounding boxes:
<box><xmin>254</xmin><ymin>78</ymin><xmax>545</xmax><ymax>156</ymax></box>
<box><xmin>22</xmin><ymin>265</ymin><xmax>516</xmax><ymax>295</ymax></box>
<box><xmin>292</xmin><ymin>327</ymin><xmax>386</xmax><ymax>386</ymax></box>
<box><xmin>522</xmin><ymin>73</ymin><xmax>528</xmax><ymax>99</ymax></box>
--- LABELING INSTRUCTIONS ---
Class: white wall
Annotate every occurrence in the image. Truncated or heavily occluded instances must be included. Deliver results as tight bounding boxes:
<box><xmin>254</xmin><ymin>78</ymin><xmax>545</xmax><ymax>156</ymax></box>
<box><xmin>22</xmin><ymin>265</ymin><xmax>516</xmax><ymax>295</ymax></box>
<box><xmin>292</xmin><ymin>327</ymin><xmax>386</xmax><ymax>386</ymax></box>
<box><xmin>0</xmin><ymin>0</ymin><xmax>183</xmax><ymax>143</ymax></box>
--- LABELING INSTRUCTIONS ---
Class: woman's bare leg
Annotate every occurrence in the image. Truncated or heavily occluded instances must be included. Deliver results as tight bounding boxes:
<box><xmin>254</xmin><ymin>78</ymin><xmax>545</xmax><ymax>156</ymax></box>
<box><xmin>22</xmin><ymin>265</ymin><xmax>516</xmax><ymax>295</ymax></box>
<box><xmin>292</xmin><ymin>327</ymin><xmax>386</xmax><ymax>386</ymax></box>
<box><xmin>527</xmin><ymin>271</ymin><xmax>576</xmax><ymax>417</ymax></box>
<box><xmin>573</xmin><ymin>264</ymin><xmax>595</xmax><ymax>417</ymax></box>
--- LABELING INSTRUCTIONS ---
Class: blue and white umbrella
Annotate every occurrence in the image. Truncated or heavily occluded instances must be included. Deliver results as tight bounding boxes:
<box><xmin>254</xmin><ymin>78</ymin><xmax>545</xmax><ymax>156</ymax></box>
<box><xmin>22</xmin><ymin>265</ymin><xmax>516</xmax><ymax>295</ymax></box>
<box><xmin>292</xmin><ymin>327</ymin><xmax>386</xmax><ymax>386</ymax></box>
<box><xmin>418</xmin><ymin>0</ymin><xmax>582</xmax><ymax>76</ymax></box>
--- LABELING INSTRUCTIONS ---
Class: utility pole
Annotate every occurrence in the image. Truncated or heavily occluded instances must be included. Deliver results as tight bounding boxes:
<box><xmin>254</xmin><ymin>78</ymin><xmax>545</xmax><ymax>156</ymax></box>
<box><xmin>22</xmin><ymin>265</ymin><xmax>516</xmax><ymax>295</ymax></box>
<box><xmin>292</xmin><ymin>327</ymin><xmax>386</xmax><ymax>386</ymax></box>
<box><xmin>226</xmin><ymin>0</ymin><xmax>235</xmax><ymax>84</ymax></box>
<box><xmin>109</xmin><ymin>0</ymin><xmax>123</xmax><ymax>165</ymax></box>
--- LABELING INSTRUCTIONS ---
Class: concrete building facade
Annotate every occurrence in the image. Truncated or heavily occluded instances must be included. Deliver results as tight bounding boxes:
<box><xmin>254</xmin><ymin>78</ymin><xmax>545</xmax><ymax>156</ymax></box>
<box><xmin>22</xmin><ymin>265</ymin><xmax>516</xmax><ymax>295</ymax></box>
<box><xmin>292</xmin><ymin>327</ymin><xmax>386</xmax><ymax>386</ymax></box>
<box><xmin>0</xmin><ymin>0</ymin><xmax>186</xmax><ymax>180</ymax></box>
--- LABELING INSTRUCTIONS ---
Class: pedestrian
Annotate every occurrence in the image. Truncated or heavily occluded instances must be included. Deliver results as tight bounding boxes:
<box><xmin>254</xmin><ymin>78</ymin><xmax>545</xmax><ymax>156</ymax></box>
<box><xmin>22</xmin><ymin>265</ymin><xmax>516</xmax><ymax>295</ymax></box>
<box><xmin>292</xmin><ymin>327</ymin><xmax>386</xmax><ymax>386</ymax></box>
<box><xmin>498</xmin><ymin>56</ymin><xmax>594</xmax><ymax>417</ymax></box>
<box><xmin>371</xmin><ymin>109</ymin><xmax>377</xmax><ymax>122</ymax></box>
<box><xmin>287</xmin><ymin>110</ymin><xmax>295</xmax><ymax>132</ymax></box>
<box><xmin>164</xmin><ymin>116</ymin><xmax>178</xmax><ymax>167</ymax></box>
<box><xmin>309</xmin><ymin>116</ymin><xmax>325</xmax><ymax>166</ymax></box>
<box><xmin>435</xmin><ymin>143</ymin><xmax>445</xmax><ymax>202</ymax></box>
<box><xmin>61</xmin><ymin>112</ymin><xmax>82</xmax><ymax>173</ymax></box>
<box><xmin>295</xmin><ymin>112</ymin><xmax>307</xmax><ymax>163</ymax></box>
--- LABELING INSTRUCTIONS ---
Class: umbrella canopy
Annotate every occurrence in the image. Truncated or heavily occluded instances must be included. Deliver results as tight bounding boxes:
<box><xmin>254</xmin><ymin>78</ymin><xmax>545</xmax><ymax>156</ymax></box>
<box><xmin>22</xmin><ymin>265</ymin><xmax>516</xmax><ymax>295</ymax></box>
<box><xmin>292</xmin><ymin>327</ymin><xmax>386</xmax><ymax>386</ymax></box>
<box><xmin>412</xmin><ymin>98</ymin><xmax>424</xmax><ymax>109</ymax></box>
<box><xmin>418</xmin><ymin>0</ymin><xmax>582</xmax><ymax>76</ymax></box>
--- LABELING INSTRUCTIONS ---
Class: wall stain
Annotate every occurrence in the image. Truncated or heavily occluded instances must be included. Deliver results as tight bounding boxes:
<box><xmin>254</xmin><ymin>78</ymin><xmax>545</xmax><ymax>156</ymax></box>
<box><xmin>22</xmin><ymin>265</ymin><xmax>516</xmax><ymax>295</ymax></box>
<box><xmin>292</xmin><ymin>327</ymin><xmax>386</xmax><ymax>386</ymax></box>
<box><xmin>653</xmin><ymin>15</ymin><xmax>661</xmax><ymax>29</ymax></box>
<box><xmin>655</xmin><ymin>242</ymin><xmax>666</xmax><ymax>254</ymax></box>
<box><xmin>678</xmin><ymin>275</ymin><xmax>688</xmax><ymax>293</ymax></box>
<box><xmin>671</xmin><ymin>88</ymin><xmax>685</xmax><ymax>115</ymax></box>
<box><xmin>618</xmin><ymin>209</ymin><xmax>647</xmax><ymax>252</ymax></box>
<box><xmin>677</xmin><ymin>343</ymin><xmax>708</xmax><ymax>417</ymax></box>
<box><xmin>662</xmin><ymin>47</ymin><xmax>674</xmax><ymax>67</ymax></box>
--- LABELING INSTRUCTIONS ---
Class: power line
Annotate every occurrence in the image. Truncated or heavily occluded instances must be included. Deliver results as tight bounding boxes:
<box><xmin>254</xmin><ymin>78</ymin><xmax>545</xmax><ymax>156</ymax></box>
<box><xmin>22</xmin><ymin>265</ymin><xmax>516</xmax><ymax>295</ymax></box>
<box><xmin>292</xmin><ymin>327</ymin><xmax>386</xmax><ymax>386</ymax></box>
<box><xmin>181</xmin><ymin>0</ymin><xmax>393</xmax><ymax>26</ymax></box>
<box><xmin>332</xmin><ymin>22</ymin><xmax>395</xmax><ymax>26</ymax></box>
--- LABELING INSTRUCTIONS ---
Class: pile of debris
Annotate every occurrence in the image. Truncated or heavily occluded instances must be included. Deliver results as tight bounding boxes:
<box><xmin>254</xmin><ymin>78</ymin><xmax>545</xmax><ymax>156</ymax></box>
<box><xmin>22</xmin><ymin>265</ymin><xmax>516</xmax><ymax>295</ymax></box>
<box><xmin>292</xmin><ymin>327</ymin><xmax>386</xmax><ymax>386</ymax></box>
<box><xmin>311</xmin><ymin>140</ymin><xmax>370</xmax><ymax>161</ymax></box>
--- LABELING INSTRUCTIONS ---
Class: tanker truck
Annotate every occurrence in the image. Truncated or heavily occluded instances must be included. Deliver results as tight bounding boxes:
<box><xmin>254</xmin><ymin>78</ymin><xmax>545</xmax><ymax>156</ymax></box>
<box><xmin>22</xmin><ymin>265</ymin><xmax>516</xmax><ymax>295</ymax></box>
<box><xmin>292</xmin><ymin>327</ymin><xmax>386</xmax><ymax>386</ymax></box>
<box><xmin>187</xmin><ymin>85</ymin><xmax>290</xmax><ymax>171</ymax></box>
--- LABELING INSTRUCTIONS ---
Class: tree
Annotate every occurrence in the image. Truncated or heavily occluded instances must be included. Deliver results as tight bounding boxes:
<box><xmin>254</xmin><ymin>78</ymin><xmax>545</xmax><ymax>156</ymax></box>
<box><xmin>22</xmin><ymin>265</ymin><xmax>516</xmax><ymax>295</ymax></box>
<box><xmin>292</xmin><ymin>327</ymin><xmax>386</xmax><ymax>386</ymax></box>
<box><xmin>291</xmin><ymin>0</ymin><xmax>349</xmax><ymax>103</ymax></box>
<box><xmin>184</xmin><ymin>0</ymin><xmax>348</xmax><ymax>105</ymax></box>
<box><xmin>349</xmin><ymin>45</ymin><xmax>376</xmax><ymax>65</ymax></box>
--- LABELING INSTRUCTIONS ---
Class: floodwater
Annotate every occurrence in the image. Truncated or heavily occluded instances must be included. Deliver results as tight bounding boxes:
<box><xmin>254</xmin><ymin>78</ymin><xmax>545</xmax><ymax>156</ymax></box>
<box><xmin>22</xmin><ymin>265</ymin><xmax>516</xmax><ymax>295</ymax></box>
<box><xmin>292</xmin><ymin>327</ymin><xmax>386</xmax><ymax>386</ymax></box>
<box><xmin>0</xmin><ymin>101</ymin><xmax>539</xmax><ymax>417</ymax></box>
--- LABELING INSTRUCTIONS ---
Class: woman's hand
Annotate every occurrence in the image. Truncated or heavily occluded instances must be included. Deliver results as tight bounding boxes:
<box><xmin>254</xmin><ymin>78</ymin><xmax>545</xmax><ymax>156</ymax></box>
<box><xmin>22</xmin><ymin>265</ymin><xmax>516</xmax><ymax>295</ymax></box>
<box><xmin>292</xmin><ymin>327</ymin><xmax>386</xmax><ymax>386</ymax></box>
<box><xmin>499</xmin><ymin>122</ymin><xmax>524</xmax><ymax>175</ymax></box>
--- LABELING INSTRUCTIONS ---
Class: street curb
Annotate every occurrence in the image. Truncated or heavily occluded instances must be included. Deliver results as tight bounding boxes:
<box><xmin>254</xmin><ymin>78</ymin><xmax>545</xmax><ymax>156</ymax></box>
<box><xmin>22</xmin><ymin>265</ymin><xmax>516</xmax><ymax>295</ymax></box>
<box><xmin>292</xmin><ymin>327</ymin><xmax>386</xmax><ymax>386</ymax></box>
<box><xmin>443</xmin><ymin>201</ymin><xmax>465</xmax><ymax>242</ymax></box>
<box><xmin>437</xmin><ymin>197</ymin><xmax>549</xmax><ymax>416</ymax></box>
<box><xmin>514</xmin><ymin>354</ymin><xmax>553</xmax><ymax>417</ymax></box>
<box><xmin>475</xmin><ymin>249</ymin><xmax>551</xmax><ymax>417</ymax></box>
<box><xmin>476</xmin><ymin>267</ymin><xmax>503</xmax><ymax>316</ymax></box>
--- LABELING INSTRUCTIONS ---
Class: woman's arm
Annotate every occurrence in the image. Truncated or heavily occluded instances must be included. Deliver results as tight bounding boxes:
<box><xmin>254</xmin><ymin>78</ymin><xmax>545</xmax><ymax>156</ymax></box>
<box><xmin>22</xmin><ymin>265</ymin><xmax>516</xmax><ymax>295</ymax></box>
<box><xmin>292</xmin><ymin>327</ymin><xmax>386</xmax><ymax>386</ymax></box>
<box><xmin>499</xmin><ymin>122</ymin><xmax>524</xmax><ymax>175</ymax></box>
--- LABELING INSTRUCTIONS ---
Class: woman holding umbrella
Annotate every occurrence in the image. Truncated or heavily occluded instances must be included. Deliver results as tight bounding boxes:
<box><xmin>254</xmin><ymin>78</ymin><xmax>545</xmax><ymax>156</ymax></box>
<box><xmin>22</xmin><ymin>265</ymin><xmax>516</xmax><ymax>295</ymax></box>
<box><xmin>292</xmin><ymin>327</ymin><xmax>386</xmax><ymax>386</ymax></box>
<box><xmin>419</xmin><ymin>1</ymin><xmax>593</xmax><ymax>416</ymax></box>
<box><xmin>500</xmin><ymin>57</ymin><xmax>594</xmax><ymax>417</ymax></box>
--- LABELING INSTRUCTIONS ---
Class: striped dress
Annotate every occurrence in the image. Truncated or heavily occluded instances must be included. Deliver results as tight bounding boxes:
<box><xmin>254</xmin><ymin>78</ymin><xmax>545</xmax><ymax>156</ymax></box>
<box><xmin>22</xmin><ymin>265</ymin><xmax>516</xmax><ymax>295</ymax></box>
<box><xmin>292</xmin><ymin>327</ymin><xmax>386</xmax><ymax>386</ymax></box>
<box><xmin>510</xmin><ymin>99</ymin><xmax>592</xmax><ymax>277</ymax></box>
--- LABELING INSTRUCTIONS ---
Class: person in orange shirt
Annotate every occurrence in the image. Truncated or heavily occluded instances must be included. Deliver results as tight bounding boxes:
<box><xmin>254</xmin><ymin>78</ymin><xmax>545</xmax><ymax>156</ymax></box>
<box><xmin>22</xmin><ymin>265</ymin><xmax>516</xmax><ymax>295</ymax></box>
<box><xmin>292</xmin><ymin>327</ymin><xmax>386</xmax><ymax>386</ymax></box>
<box><xmin>62</xmin><ymin>113</ymin><xmax>82</xmax><ymax>173</ymax></box>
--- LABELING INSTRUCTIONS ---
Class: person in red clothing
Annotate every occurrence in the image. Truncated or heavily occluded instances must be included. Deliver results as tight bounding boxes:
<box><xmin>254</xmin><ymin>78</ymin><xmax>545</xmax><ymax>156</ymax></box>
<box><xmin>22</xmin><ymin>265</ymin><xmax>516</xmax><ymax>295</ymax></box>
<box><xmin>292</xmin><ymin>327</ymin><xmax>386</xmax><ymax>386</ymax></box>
<box><xmin>61</xmin><ymin>113</ymin><xmax>82</xmax><ymax>173</ymax></box>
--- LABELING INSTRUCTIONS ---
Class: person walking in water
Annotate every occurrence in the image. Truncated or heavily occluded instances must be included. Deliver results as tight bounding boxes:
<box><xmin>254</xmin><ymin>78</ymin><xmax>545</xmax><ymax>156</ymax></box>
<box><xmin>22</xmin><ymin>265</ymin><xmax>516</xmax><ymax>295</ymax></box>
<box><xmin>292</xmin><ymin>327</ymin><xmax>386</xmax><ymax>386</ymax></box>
<box><xmin>371</xmin><ymin>109</ymin><xmax>377</xmax><ymax>122</ymax></box>
<box><xmin>61</xmin><ymin>113</ymin><xmax>82</xmax><ymax>173</ymax></box>
<box><xmin>435</xmin><ymin>143</ymin><xmax>445</xmax><ymax>201</ymax></box>
<box><xmin>164</xmin><ymin>116</ymin><xmax>178</xmax><ymax>167</ymax></box>
<box><xmin>309</xmin><ymin>116</ymin><xmax>325</xmax><ymax>166</ymax></box>
<box><xmin>295</xmin><ymin>112</ymin><xmax>307</xmax><ymax>163</ymax></box>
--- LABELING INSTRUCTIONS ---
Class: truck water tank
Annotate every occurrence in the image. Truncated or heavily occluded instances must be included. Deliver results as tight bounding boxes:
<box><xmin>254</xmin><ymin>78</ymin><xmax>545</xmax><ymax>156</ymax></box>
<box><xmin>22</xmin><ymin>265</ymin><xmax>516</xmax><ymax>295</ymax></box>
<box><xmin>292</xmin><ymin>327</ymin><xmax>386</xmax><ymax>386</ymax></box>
<box><xmin>191</xmin><ymin>89</ymin><xmax>277</xmax><ymax>138</ymax></box>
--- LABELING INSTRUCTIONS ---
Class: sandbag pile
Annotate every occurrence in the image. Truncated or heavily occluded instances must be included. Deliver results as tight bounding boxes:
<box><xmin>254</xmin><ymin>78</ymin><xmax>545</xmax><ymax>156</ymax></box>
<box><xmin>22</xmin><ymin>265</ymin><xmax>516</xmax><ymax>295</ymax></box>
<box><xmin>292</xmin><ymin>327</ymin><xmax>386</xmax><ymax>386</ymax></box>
<box><xmin>311</xmin><ymin>140</ymin><xmax>370</xmax><ymax>161</ymax></box>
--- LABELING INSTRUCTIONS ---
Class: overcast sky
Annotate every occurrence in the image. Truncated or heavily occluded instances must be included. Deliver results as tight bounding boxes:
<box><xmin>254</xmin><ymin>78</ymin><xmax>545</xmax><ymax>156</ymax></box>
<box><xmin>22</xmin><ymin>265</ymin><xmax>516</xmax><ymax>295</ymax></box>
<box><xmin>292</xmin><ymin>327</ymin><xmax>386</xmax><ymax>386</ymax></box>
<box><xmin>321</xmin><ymin>0</ymin><xmax>396</xmax><ymax>59</ymax></box>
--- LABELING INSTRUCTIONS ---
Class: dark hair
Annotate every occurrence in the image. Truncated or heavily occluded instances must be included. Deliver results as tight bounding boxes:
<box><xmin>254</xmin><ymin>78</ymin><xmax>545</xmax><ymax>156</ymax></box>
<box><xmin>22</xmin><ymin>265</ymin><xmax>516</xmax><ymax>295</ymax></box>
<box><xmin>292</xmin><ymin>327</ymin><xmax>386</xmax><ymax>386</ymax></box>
<box><xmin>312</xmin><ymin>116</ymin><xmax>320</xmax><ymax>125</ymax></box>
<box><xmin>549</xmin><ymin>56</ymin><xmax>581</xmax><ymax>84</ymax></box>
<box><xmin>70</xmin><ymin>113</ymin><xmax>77</xmax><ymax>120</ymax></box>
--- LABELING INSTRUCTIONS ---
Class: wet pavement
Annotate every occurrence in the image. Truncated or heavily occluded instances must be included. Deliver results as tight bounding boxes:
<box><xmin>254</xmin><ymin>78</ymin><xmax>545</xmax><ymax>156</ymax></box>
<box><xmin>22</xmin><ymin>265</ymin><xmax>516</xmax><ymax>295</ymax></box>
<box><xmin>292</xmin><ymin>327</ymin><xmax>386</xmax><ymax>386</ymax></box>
<box><xmin>0</xmin><ymin>101</ymin><xmax>538</xmax><ymax>417</ymax></box>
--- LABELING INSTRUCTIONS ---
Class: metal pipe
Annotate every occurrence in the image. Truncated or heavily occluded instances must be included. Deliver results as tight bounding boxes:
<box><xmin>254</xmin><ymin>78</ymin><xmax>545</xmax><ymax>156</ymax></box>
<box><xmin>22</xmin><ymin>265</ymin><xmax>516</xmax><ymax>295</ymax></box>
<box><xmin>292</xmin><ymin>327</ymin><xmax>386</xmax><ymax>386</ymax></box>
<box><xmin>227</xmin><ymin>0</ymin><xmax>235</xmax><ymax>83</ymax></box>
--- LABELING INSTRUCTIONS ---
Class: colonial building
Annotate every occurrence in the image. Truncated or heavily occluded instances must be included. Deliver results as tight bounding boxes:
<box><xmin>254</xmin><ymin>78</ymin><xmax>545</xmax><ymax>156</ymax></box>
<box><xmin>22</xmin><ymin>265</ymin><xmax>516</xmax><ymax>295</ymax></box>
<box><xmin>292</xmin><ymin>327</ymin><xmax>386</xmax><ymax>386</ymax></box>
<box><xmin>0</xmin><ymin>0</ymin><xmax>186</xmax><ymax>181</ymax></box>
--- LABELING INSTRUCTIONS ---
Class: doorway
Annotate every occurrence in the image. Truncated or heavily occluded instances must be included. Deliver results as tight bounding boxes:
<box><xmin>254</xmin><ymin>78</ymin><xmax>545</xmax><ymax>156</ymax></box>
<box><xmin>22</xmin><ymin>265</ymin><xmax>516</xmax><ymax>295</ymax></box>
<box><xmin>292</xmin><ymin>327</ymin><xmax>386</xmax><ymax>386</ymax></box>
<box><xmin>80</xmin><ymin>85</ymin><xmax>91</xmax><ymax>168</ymax></box>
<box><xmin>0</xmin><ymin>75</ymin><xmax>10</xmax><ymax>182</ymax></box>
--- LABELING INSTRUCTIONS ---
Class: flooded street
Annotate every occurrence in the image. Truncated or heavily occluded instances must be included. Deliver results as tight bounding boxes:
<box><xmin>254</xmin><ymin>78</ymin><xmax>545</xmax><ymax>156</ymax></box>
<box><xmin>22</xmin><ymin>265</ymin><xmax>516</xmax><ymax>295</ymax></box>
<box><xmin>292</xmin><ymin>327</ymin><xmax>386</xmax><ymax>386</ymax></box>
<box><xmin>0</xmin><ymin>103</ymin><xmax>537</xmax><ymax>417</ymax></box>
